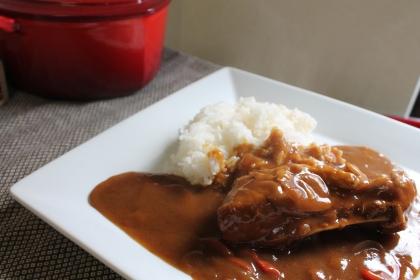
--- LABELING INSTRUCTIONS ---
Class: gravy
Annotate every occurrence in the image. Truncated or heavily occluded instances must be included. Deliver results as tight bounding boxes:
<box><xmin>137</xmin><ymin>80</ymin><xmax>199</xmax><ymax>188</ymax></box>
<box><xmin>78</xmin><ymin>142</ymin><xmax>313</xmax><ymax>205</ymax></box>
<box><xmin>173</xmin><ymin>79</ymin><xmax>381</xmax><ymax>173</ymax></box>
<box><xmin>90</xmin><ymin>144</ymin><xmax>419</xmax><ymax>279</ymax></box>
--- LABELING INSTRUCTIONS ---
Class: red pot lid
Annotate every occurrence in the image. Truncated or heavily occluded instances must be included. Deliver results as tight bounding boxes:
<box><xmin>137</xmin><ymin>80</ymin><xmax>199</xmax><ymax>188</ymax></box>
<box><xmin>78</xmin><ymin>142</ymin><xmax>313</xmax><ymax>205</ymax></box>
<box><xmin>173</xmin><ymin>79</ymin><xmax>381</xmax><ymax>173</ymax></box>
<box><xmin>0</xmin><ymin>0</ymin><xmax>170</xmax><ymax>20</ymax></box>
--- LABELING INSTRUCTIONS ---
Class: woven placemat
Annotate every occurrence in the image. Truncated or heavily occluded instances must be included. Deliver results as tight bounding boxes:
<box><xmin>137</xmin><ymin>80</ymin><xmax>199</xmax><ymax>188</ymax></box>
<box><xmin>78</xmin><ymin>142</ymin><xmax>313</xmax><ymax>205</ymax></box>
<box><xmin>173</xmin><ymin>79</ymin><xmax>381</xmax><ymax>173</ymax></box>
<box><xmin>0</xmin><ymin>48</ymin><xmax>220</xmax><ymax>280</ymax></box>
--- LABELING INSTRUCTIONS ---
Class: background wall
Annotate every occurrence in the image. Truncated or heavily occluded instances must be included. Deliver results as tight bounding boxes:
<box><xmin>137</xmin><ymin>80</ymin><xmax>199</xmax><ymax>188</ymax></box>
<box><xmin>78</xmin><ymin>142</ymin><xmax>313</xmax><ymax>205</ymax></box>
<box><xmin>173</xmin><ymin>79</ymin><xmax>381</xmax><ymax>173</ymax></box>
<box><xmin>165</xmin><ymin>0</ymin><xmax>420</xmax><ymax>116</ymax></box>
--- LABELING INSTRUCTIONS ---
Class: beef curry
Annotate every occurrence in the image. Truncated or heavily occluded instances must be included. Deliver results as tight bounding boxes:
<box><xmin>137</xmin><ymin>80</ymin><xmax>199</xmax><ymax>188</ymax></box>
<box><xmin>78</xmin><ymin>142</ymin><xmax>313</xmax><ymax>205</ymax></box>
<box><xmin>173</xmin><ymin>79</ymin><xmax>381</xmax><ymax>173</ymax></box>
<box><xmin>89</xmin><ymin>129</ymin><xmax>419</xmax><ymax>279</ymax></box>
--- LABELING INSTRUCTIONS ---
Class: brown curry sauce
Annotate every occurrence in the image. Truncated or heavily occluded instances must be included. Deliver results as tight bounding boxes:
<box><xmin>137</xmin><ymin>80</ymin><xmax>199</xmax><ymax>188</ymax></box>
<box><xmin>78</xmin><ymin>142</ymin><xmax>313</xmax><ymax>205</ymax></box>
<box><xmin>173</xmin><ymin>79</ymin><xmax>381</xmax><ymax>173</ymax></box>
<box><xmin>89</xmin><ymin>131</ymin><xmax>420</xmax><ymax>280</ymax></box>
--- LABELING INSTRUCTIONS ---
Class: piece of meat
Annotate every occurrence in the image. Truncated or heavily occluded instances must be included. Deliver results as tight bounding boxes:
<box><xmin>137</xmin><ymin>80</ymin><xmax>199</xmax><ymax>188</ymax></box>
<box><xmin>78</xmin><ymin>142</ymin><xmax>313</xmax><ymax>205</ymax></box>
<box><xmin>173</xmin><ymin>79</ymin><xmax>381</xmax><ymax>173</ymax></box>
<box><xmin>217</xmin><ymin>129</ymin><xmax>417</xmax><ymax>248</ymax></box>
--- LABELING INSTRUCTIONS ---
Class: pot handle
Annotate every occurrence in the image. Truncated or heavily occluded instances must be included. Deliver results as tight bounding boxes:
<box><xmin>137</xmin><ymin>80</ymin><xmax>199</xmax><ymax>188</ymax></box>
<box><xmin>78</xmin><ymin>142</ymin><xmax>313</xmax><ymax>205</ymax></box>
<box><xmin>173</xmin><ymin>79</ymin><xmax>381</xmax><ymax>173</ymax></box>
<box><xmin>0</xmin><ymin>15</ymin><xmax>17</xmax><ymax>33</ymax></box>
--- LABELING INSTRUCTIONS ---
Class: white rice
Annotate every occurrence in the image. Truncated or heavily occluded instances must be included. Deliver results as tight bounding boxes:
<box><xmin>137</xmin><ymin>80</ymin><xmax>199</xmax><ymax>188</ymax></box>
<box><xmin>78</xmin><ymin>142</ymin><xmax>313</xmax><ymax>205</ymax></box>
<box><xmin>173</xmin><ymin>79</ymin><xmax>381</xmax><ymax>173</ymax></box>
<box><xmin>164</xmin><ymin>97</ymin><xmax>317</xmax><ymax>186</ymax></box>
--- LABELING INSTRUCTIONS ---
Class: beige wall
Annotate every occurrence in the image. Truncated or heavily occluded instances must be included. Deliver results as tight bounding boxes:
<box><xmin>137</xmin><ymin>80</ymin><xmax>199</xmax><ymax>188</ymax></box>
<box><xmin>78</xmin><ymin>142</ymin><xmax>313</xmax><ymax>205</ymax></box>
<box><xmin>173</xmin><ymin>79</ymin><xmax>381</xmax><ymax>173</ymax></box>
<box><xmin>165</xmin><ymin>0</ymin><xmax>420</xmax><ymax>116</ymax></box>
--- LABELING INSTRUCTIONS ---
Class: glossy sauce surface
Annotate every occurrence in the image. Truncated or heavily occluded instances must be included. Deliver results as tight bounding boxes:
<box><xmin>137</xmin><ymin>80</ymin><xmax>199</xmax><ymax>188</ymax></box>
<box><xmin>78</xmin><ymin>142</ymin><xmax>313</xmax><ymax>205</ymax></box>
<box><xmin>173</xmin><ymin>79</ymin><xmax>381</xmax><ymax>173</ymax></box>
<box><xmin>218</xmin><ymin>131</ymin><xmax>416</xmax><ymax>249</ymax></box>
<box><xmin>90</xmin><ymin>146</ymin><xmax>420</xmax><ymax>279</ymax></box>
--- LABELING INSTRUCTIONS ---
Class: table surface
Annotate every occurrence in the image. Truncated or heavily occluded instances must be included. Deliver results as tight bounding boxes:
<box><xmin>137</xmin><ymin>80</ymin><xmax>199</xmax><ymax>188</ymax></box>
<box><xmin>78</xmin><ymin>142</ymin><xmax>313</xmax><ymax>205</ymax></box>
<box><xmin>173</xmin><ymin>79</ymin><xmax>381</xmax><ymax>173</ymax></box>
<box><xmin>0</xmin><ymin>48</ymin><xmax>220</xmax><ymax>280</ymax></box>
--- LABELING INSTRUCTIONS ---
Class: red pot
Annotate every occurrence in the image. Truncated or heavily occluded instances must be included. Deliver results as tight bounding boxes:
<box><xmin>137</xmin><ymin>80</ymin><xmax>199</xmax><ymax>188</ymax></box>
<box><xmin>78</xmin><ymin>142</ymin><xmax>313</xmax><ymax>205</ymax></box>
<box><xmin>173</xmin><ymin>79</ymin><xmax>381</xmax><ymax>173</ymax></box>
<box><xmin>0</xmin><ymin>0</ymin><xmax>170</xmax><ymax>100</ymax></box>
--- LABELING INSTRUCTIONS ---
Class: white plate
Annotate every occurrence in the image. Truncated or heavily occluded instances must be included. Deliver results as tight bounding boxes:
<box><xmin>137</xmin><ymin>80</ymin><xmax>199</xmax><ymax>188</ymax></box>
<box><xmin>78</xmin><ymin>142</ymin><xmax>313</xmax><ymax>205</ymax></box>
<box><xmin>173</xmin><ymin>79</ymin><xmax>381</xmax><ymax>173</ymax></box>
<box><xmin>10</xmin><ymin>67</ymin><xmax>420</xmax><ymax>280</ymax></box>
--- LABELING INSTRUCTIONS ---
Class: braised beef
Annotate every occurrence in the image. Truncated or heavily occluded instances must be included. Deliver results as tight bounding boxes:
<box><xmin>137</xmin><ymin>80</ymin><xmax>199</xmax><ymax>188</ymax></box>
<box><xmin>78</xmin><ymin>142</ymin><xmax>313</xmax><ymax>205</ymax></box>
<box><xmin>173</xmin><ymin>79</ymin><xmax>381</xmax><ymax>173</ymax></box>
<box><xmin>218</xmin><ymin>129</ymin><xmax>417</xmax><ymax>247</ymax></box>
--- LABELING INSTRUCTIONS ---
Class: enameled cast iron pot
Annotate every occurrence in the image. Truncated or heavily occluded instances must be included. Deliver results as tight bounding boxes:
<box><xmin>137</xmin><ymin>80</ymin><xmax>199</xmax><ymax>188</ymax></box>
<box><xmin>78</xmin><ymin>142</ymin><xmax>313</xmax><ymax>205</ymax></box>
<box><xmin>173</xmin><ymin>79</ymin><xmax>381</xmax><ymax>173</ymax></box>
<box><xmin>0</xmin><ymin>0</ymin><xmax>170</xmax><ymax>100</ymax></box>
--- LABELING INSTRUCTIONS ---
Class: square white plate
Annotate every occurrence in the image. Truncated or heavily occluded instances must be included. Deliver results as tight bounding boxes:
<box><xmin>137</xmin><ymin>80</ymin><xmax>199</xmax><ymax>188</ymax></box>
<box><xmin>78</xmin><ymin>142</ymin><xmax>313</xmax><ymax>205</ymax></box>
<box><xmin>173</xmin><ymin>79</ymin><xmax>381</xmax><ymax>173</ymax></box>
<box><xmin>10</xmin><ymin>67</ymin><xmax>420</xmax><ymax>280</ymax></box>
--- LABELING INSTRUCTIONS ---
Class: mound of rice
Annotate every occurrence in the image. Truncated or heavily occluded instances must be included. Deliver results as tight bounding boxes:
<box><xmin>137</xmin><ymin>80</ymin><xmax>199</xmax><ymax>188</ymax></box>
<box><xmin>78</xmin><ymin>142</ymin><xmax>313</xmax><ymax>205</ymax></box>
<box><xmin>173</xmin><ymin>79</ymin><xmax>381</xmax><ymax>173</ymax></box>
<box><xmin>164</xmin><ymin>97</ymin><xmax>317</xmax><ymax>186</ymax></box>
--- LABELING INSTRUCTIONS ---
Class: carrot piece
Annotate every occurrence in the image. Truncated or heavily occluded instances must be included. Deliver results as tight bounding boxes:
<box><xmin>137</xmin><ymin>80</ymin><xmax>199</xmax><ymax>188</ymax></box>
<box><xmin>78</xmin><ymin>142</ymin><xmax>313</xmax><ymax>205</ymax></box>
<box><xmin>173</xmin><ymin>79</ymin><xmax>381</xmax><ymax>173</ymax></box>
<box><xmin>254</xmin><ymin>259</ymin><xmax>283</xmax><ymax>277</ymax></box>
<box><xmin>360</xmin><ymin>269</ymin><xmax>386</xmax><ymax>280</ymax></box>
<box><xmin>245</xmin><ymin>248</ymin><xmax>282</xmax><ymax>277</ymax></box>
<box><xmin>246</xmin><ymin>248</ymin><xmax>259</xmax><ymax>262</ymax></box>
<box><xmin>227</xmin><ymin>257</ymin><xmax>254</xmax><ymax>273</ymax></box>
